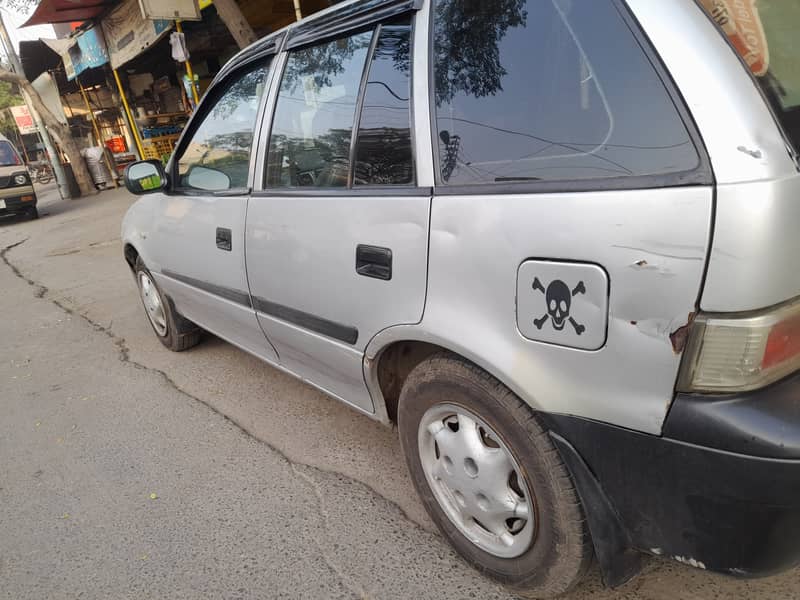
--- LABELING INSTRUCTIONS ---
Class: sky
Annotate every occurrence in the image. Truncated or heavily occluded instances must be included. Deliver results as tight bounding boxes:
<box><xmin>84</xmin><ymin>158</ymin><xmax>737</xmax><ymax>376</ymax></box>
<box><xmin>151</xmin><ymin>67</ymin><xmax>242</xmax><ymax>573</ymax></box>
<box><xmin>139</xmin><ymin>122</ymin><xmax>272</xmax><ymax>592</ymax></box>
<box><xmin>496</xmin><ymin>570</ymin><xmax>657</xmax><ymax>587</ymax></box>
<box><xmin>2</xmin><ymin>6</ymin><xmax>55</xmax><ymax>53</ymax></box>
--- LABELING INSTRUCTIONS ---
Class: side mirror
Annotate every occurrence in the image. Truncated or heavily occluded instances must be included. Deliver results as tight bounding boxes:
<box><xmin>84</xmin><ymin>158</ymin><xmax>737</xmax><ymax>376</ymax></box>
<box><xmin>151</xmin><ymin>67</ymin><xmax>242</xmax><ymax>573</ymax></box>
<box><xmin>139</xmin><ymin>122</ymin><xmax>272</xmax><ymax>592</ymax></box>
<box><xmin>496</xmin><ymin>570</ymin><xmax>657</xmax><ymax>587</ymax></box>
<box><xmin>185</xmin><ymin>165</ymin><xmax>231</xmax><ymax>191</ymax></box>
<box><xmin>124</xmin><ymin>160</ymin><xmax>167</xmax><ymax>195</ymax></box>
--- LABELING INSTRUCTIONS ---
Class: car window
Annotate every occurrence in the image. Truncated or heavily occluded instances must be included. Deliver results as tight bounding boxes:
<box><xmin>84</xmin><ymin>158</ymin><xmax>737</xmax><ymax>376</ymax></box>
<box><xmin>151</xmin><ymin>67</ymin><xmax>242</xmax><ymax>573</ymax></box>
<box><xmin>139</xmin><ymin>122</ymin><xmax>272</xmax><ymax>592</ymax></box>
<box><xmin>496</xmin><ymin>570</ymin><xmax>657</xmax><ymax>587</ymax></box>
<box><xmin>0</xmin><ymin>141</ymin><xmax>22</xmax><ymax>167</ymax></box>
<box><xmin>265</xmin><ymin>31</ymin><xmax>373</xmax><ymax>188</ymax></box>
<box><xmin>353</xmin><ymin>19</ymin><xmax>414</xmax><ymax>186</ymax></box>
<box><xmin>432</xmin><ymin>0</ymin><xmax>700</xmax><ymax>185</ymax></box>
<box><xmin>177</xmin><ymin>61</ymin><xmax>271</xmax><ymax>192</ymax></box>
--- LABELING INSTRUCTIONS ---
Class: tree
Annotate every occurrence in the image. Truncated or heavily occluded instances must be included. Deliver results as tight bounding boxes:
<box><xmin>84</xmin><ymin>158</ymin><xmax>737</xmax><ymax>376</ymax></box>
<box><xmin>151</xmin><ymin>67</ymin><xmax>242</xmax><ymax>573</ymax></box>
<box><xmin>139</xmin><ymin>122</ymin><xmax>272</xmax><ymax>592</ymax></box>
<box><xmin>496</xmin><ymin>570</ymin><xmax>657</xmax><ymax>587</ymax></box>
<box><xmin>432</xmin><ymin>0</ymin><xmax>527</xmax><ymax>105</ymax></box>
<box><xmin>0</xmin><ymin>78</ymin><xmax>22</xmax><ymax>139</ymax></box>
<box><xmin>0</xmin><ymin>1</ymin><xmax>95</xmax><ymax>195</ymax></box>
<box><xmin>0</xmin><ymin>67</ymin><xmax>95</xmax><ymax>195</ymax></box>
<box><xmin>212</xmin><ymin>0</ymin><xmax>257</xmax><ymax>49</ymax></box>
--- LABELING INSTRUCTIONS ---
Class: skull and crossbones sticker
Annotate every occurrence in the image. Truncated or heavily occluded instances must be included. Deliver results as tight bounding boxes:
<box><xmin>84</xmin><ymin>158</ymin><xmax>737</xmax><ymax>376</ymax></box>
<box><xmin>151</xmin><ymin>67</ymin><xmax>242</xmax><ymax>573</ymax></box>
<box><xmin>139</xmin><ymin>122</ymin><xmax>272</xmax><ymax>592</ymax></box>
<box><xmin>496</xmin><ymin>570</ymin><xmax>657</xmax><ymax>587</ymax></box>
<box><xmin>532</xmin><ymin>277</ymin><xmax>586</xmax><ymax>335</ymax></box>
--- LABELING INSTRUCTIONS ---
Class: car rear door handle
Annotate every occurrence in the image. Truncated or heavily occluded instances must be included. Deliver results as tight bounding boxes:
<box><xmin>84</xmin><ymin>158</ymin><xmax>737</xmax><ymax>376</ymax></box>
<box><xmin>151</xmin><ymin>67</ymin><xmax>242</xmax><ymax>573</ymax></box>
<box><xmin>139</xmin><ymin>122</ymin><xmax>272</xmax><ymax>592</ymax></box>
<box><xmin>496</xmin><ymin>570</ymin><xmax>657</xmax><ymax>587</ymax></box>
<box><xmin>356</xmin><ymin>244</ymin><xmax>392</xmax><ymax>281</ymax></box>
<box><xmin>216</xmin><ymin>227</ymin><xmax>232</xmax><ymax>251</ymax></box>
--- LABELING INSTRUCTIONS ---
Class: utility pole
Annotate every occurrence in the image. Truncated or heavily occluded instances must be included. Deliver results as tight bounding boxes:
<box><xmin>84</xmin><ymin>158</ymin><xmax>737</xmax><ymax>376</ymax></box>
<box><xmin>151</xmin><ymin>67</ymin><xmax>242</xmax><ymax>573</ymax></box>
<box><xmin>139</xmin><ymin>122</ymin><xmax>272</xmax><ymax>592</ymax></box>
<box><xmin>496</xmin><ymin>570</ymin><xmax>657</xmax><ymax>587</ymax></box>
<box><xmin>0</xmin><ymin>10</ymin><xmax>69</xmax><ymax>199</ymax></box>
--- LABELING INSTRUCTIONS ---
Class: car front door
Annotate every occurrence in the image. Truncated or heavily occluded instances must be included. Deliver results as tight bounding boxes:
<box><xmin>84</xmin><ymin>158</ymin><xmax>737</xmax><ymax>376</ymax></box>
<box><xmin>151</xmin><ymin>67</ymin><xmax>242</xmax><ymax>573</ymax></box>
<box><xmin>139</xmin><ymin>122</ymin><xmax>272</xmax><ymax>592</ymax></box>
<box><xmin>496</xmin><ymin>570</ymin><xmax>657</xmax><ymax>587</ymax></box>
<box><xmin>148</xmin><ymin>58</ymin><xmax>280</xmax><ymax>363</ymax></box>
<box><xmin>245</xmin><ymin>15</ymin><xmax>428</xmax><ymax>414</ymax></box>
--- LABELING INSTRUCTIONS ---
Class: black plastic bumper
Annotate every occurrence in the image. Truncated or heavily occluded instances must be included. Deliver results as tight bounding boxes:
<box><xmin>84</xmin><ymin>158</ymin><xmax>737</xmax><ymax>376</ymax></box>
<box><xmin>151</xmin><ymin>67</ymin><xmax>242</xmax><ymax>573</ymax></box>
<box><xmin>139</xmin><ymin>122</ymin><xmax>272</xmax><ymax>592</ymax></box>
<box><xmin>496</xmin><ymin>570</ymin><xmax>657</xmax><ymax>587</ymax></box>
<box><xmin>0</xmin><ymin>193</ymin><xmax>37</xmax><ymax>216</ymax></box>
<box><xmin>545</xmin><ymin>372</ymin><xmax>800</xmax><ymax>581</ymax></box>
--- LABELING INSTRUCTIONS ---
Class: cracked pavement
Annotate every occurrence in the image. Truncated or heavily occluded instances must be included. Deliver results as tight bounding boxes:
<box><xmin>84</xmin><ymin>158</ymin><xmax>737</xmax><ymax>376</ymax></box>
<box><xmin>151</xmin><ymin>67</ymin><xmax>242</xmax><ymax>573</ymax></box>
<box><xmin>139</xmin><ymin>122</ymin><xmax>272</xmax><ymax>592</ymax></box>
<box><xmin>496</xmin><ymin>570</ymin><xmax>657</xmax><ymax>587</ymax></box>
<box><xmin>1</xmin><ymin>185</ymin><xmax>799</xmax><ymax>599</ymax></box>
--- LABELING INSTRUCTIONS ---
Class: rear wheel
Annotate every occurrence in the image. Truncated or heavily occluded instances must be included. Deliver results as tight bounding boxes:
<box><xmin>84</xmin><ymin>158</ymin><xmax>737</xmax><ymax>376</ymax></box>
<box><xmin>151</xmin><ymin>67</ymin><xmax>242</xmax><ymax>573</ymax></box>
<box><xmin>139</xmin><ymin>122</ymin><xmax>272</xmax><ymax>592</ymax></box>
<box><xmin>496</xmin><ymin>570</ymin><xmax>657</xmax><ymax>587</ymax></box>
<box><xmin>398</xmin><ymin>354</ymin><xmax>592</xmax><ymax>597</ymax></box>
<box><xmin>134</xmin><ymin>257</ymin><xmax>202</xmax><ymax>351</ymax></box>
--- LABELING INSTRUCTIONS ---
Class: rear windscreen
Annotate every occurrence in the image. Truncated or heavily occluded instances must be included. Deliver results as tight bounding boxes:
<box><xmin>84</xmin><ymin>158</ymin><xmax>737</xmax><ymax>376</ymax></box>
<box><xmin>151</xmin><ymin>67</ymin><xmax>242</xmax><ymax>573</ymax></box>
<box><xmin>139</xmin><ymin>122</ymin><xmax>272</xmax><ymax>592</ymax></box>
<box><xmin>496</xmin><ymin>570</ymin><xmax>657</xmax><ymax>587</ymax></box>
<box><xmin>699</xmin><ymin>1</ymin><xmax>800</xmax><ymax>158</ymax></box>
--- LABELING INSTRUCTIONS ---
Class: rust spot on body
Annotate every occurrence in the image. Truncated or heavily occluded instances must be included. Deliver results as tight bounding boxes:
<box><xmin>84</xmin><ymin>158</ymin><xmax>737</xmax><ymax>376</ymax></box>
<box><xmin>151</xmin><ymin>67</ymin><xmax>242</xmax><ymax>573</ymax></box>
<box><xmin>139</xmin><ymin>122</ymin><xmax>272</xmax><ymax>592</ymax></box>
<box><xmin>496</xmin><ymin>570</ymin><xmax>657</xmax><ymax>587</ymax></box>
<box><xmin>670</xmin><ymin>312</ymin><xmax>696</xmax><ymax>354</ymax></box>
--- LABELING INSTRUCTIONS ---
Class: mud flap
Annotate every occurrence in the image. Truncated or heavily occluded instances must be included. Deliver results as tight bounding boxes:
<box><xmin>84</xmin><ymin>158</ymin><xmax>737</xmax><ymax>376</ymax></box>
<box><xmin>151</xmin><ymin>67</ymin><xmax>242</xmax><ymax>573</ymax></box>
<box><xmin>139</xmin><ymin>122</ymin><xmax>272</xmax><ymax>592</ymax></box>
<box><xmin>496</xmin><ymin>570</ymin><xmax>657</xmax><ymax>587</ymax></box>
<box><xmin>549</xmin><ymin>431</ymin><xmax>644</xmax><ymax>588</ymax></box>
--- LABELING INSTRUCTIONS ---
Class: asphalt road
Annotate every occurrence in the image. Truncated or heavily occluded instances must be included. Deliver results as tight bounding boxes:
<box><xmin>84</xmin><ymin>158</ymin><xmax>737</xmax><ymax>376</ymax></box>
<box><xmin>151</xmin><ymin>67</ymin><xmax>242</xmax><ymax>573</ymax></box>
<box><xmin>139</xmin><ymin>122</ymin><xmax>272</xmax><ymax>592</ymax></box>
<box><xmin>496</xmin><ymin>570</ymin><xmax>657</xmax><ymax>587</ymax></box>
<box><xmin>1</xmin><ymin>184</ymin><xmax>799</xmax><ymax>599</ymax></box>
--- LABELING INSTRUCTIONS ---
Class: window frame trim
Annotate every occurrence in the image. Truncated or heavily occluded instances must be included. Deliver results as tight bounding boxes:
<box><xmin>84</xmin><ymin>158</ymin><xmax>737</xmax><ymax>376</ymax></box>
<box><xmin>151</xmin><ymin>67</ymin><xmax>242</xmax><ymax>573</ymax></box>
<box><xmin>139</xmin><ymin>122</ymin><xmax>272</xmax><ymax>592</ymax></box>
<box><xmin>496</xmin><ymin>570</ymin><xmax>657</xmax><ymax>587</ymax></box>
<box><xmin>426</xmin><ymin>0</ymin><xmax>714</xmax><ymax>195</ymax></box>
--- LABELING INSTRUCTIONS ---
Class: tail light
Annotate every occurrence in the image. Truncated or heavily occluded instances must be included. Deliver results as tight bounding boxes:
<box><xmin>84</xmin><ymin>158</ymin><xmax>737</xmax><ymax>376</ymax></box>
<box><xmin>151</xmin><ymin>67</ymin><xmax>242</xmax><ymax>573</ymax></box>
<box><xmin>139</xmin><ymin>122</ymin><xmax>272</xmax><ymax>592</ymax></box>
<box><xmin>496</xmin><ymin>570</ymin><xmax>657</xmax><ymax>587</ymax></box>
<box><xmin>677</xmin><ymin>297</ymin><xmax>800</xmax><ymax>393</ymax></box>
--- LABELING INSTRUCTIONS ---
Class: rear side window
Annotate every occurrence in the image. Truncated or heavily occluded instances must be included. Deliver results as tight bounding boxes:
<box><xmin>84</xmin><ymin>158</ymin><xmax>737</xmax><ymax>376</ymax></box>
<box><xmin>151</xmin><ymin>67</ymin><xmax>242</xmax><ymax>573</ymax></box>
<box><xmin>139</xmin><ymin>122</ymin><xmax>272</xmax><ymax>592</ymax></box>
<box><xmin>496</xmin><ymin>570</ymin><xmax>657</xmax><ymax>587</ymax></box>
<box><xmin>177</xmin><ymin>62</ymin><xmax>270</xmax><ymax>191</ymax></box>
<box><xmin>266</xmin><ymin>18</ymin><xmax>415</xmax><ymax>189</ymax></box>
<box><xmin>432</xmin><ymin>0</ymin><xmax>699</xmax><ymax>186</ymax></box>
<box><xmin>266</xmin><ymin>31</ymin><xmax>373</xmax><ymax>188</ymax></box>
<box><xmin>354</xmin><ymin>21</ymin><xmax>414</xmax><ymax>186</ymax></box>
<box><xmin>698</xmin><ymin>1</ymin><xmax>800</xmax><ymax>159</ymax></box>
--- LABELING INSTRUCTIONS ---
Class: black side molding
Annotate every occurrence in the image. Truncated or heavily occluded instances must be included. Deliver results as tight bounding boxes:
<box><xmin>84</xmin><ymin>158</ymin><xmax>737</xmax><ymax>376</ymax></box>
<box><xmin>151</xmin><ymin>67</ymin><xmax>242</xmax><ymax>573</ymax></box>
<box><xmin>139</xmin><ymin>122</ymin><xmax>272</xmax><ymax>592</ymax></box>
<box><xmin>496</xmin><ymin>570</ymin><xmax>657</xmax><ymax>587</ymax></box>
<box><xmin>161</xmin><ymin>269</ymin><xmax>252</xmax><ymax>308</ymax></box>
<box><xmin>253</xmin><ymin>296</ymin><xmax>359</xmax><ymax>345</ymax></box>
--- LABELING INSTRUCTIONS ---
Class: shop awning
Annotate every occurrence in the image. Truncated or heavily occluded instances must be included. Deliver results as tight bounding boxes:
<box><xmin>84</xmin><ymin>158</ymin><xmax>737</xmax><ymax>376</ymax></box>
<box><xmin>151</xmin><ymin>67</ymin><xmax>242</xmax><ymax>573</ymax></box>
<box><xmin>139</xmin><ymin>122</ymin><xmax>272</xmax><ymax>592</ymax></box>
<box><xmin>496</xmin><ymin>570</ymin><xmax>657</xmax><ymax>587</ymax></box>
<box><xmin>22</xmin><ymin>0</ymin><xmax>117</xmax><ymax>28</ymax></box>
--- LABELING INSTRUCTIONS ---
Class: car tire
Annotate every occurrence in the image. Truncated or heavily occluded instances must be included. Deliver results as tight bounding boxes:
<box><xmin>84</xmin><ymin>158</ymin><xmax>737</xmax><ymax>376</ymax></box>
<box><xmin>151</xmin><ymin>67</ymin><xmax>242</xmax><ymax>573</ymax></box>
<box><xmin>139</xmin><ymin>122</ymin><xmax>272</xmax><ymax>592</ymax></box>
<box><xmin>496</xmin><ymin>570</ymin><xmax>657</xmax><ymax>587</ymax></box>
<box><xmin>134</xmin><ymin>257</ymin><xmax>202</xmax><ymax>352</ymax></box>
<box><xmin>398</xmin><ymin>353</ymin><xmax>592</xmax><ymax>597</ymax></box>
<box><xmin>28</xmin><ymin>207</ymin><xmax>38</xmax><ymax>220</ymax></box>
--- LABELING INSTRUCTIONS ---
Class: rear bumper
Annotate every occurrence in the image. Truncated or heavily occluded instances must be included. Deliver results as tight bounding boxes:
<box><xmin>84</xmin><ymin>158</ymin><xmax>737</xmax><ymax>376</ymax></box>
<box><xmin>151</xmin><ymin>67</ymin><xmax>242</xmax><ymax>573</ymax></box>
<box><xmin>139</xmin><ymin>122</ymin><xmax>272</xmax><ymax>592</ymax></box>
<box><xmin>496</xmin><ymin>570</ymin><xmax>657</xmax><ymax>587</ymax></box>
<box><xmin>0</xmin><ymin>189</ymin><xmax>37</xmax><ymax>216</ymax></box>
<box><xmin>547</xmin><ymin>371</ymin><xmax>800</xmax><ymax>578</ymax></box>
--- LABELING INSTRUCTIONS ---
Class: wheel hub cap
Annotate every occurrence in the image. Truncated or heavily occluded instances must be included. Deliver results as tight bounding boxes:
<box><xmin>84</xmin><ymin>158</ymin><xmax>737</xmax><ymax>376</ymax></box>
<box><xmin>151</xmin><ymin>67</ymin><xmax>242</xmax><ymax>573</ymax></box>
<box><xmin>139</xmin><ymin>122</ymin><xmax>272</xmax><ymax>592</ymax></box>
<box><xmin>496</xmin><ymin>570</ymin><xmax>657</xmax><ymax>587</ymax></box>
<box><xmin>418</xmin><ymin>403</ymin><xmax>536</xmax><ymax>558</ymax></box>
<box><xmin>138</xmin><ymin>272</ymin><xmax>167</xmax><ymax>337</ymax></box>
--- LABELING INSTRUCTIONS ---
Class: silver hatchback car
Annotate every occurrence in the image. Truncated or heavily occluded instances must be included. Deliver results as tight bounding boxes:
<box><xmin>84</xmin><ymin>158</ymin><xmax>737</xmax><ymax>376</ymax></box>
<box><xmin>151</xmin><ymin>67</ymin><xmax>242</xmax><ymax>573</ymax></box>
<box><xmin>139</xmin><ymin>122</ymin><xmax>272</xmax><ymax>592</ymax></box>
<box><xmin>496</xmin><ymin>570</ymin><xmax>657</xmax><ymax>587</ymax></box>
<box><xmin>122</xmin><ymin>0</ymin><xmax>800</xmax><ymax>595</ymax></box>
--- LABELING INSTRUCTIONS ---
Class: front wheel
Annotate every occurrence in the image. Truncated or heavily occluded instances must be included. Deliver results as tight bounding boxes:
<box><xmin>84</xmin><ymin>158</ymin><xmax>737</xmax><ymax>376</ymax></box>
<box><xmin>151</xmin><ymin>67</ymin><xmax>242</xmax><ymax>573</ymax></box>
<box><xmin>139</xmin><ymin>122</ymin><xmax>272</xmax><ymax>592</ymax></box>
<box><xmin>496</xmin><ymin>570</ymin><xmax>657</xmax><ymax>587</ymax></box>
<box><xmin>398</xmin><ymin>354</ymin><xmax>592</xmax><ymax>597</ymax></box>
<box><xmin>134</xmin><ymin>257</ymin><xmax>202</xmax><ymax>352</ymax></box>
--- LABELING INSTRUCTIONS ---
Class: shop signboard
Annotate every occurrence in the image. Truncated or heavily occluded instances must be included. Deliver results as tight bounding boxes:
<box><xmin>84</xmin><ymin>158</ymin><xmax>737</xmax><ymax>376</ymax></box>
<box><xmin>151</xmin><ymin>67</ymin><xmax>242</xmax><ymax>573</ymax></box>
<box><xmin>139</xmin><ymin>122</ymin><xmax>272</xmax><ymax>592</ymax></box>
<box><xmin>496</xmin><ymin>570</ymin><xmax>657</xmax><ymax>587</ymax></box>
<box><xmin>699</xmin><ymin>0</ymin><xmax>770</xmax><ymax>76</ymax></box>
<box><xmin>102</xmin><ymin>0</ymin><xmax>172</xmax><ymax>70</ymax></box>
<box><xmin>138</xmin><ymin>0</ymin><xmax>202</xmax><ymax>21</ymax></box>
<box><xmin>10</xmin><ymin>106</ymin><xmax>36</xmax><ymax>135</ymax></box>
<box><xmin>66</xmin><ymin>26</ymin><xmax>111</xmax><ymax>80</ymax></box>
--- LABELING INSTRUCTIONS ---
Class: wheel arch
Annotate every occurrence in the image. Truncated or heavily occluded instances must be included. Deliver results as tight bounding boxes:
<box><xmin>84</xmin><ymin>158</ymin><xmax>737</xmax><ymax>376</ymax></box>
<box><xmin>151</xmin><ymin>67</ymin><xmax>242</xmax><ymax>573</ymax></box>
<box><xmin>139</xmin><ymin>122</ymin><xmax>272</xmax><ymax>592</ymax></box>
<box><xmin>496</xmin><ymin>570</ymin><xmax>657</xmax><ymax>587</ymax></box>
<box><xmin>123</xmin><ymin>242</ymin><xmax>140</xmax><ymax>272</ymax></box>
<box><xmin>364</xmin><ymin>327</ymin><xmax>542</xmax><ymax>425</ymax></box>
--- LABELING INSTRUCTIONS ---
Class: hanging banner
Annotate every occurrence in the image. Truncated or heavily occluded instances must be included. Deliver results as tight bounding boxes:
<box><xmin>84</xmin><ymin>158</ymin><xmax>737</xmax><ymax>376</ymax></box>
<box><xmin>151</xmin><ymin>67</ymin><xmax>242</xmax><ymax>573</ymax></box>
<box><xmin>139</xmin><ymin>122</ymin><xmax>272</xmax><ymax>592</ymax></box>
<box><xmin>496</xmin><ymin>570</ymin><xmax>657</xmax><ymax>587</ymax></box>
<box><xmin>102</xmin><ymin>0</ymin><xmax>171</xmax><ymax>70</ymax></box>
<box><xmin>698</xmin><ymin>0</ymin><xmax>770</xmax><ymax>76</ymax></box>
<box><xmin>138</xmin><ymin>0</ymin><xmax>202</xmax><ymax>21</ymax></box>
<box><xmin>10</xmin><ymin>106</ymin><xmax>37</xmax><ymax>135</ymax></box>
<box><xmin>32</xmin><ymin>73</ymin><xmax>68</xmax><ymax>126</ymax></box>
<box><xmin>41</xmin><ymin>38</ymin><xmax>76</xmax><ymax>79</ymax></box>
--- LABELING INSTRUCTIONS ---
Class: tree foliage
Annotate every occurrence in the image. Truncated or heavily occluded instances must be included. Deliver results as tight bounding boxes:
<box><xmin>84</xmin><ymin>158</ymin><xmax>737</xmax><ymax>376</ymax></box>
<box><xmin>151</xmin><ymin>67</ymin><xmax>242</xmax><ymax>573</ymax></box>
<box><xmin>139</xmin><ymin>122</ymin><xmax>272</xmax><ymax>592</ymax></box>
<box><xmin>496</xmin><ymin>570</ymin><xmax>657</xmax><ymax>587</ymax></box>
<box><xmin>0</xmin><ymin>77</ymin><xmax>23</xmax><ymax>140</ymax></box>
<box><xmin>433</xmin><ymin>0</ymin><xmax>527</xmax><ymax>105</ymax></box>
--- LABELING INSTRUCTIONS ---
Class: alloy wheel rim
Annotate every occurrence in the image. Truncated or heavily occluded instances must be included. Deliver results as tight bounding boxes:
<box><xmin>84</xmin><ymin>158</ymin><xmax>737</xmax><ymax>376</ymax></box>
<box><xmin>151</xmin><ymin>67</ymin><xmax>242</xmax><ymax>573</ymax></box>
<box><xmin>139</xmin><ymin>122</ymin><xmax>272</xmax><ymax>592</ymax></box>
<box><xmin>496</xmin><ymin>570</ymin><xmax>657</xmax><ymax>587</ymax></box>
<box><xmin>418</xmin><ymin>403</ymin><xmax>536</xmax><ymax>558</ymax></box>
<box><xmin>138</xmin><ymin>272</ymin><xmax>168</xmax><ymax>337</ymax></box>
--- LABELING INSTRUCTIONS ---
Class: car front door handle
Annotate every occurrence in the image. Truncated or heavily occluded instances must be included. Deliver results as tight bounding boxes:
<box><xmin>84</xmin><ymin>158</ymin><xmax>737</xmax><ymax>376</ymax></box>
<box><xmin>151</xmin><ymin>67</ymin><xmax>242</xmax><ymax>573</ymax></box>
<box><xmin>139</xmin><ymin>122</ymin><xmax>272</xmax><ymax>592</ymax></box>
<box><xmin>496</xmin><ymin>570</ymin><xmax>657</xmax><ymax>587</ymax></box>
<box><xmin>216</xmin><ymin>227</ymin><xmax>232</xmax><ymax>251</ymax></box>
<box><xmin>356</xmin><ymin>244</ymin><xmax>392</xmax><ymax>280</ymax></box>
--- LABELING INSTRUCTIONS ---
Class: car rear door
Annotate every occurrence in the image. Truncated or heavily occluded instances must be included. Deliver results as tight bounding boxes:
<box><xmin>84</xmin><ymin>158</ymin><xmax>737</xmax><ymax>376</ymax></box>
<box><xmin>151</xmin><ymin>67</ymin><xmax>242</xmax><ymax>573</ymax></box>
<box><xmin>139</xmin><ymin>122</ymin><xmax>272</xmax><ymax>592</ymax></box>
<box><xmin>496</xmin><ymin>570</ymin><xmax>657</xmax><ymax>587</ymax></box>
<box><xmin>245</xmin><ymin>9</ymin><xmax>428</xmax><ymax>414</ymax></box>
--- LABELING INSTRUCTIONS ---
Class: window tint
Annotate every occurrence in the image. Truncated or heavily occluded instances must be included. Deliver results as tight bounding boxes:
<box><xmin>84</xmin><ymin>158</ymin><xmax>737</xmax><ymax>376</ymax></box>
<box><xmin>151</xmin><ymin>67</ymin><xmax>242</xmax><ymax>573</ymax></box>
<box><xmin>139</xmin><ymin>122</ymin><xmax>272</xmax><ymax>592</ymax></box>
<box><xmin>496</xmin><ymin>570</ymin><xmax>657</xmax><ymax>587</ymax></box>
<box><xmin>432</xmin><ymin>0</ymin><xmax>699</xmax><ymax>185</ymax></box>
<box><xmin>354</xmin><ymin>20</ymin><xmax>414</xmax><ymax>186</ymax></box>
<box><xmin>266</xmin><ymin>31</ymin><xmax>373</xmax><ymax>188</ymax></box>
<box><xmin>177</xmin><ymin>62</ymin><xmax>270</xmax><ymax>191</ymax></box>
